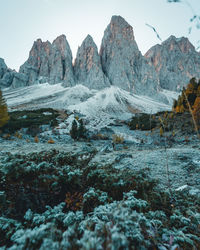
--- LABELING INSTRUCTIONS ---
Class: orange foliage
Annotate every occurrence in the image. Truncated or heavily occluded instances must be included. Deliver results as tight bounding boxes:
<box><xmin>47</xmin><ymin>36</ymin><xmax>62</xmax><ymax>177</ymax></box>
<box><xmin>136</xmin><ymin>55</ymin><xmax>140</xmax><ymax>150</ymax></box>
<box><xmin>65</xmin><ymin>192</ymin><xmax>83</xmax><ymax>211</ymax></box>
<box><xmin>47</xmin><ymin>138</ymin><xmax>55</xmax><ymax>144</ymax></box>
<box><xmin>34</xmin><ymin>136</ymin><xmax>39</xmax><ymax>143</ymax></box>
<box><xmin>193</xmin><ymin>97</ymin><xmax>200</xmax><ymax>128</ymax></box>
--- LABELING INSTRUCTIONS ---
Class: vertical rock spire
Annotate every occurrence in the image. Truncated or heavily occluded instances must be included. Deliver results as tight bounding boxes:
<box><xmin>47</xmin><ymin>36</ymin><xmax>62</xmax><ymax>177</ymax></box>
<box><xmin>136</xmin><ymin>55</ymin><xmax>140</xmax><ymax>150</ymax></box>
<box><xmin>100</xmin><ymin>15</ymin><xmax>161</xmax><ymax>98</ymax></box>
<box><xmin>74</xmin><ymin>34</ymin><xmax>110</xmax><ymax>89</ymax></box>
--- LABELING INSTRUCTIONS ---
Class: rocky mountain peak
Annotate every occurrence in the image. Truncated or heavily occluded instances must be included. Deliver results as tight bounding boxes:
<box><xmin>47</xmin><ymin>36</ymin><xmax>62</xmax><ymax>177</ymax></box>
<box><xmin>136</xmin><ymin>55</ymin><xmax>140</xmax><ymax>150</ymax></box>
<box><xmin>51</xmin><ymin>35</ymin><xmax>74</xmax><ymax>86</ymax></box>
<box><xmin>0</xmin><ymin>58</ymin><xmax>7</xmax><ymax>78</ymax></box>
<box><xmin>99</xmin><ymin>16</ymin><xmax>164</xmax><ymax>102</ymax></box>
<box><xmin>30</xmin><ymin>39</ymin><xmax>51</xmax><ymax>58</ymax></box>
<box><xmin>74</xmin><ymin>35</ymin><xmax>110</xmax><ymax>89</ymax></box>
<box><xmin>145</xmin><ymin>35</ymin><xmax>200</xmax><ymax>91</ymax></box>
<box><xmin>52</xmin><ymin>34</ymin><xmax>69</xmax><ymax>56</ymax></box>
<box><xmin>162</xmin><ymin>35</ymin><xmax>195</xmax><ymax>53</ymax></box>
<box><xmin>18</xmin><ymin>35</ymin><xmax>74</xmax><ymax>87</ymax></box>
<box><xmin>109</xmin><ymin>15</ymin><xmax>135</xmax><ymax>41</ymax></box>
<box><xmin>82</xmin><ymin>34</ymin><xmax>94</xmax><ymax>45</ymax></box>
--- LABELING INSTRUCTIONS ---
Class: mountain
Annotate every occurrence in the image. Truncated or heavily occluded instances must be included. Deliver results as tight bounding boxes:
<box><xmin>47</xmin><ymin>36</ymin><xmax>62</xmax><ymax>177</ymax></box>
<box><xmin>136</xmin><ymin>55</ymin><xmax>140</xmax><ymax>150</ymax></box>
<box><xmin>100</xmin><ymin>16</ymin><xmax>161</xmax><ymax>98</ymax></box>
<box><xmin>74</xmin><ymin>35</ymin><xmax>110</xmax><ymax>89</ymax></box>
<box><xmin>49</xmin><ymin>35</ymin><xmax>74</xmax><ymax>87</ymax></box>
<box><xmin>19</xmin><ymin>35</ymin><xmax>74</xmax><ymax>87</ymax></box>
<box><xmin>0</xmin><ymin>58</ymin><xmax>14</xmax><ymax>88</ymax></box>
<box><xmin>0</xmin><ymin>58</ymin><xmax>28</xmax><ymax>89</ymax></box>
<box><xmin>145</xmin><ymin>35</ymin><xmax>200</xmax><ymax>91</ymax></box>
<box><xmin>2</xmin><ymin>15</ymin><xmax>200</xmax><ymax>105</ymax></box>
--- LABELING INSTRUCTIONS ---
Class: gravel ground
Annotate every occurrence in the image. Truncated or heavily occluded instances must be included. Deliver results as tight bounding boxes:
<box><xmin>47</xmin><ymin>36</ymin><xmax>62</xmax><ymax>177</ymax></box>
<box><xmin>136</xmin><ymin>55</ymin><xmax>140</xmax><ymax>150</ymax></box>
<box><xmin>1</xmin><ymin>130</ymin><xmax>200</xmax><ymax>194</ymax></box>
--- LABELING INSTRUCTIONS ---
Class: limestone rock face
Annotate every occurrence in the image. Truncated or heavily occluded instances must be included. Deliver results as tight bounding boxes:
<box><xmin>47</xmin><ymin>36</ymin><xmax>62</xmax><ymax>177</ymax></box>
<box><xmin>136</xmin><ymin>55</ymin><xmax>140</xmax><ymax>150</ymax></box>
<box><xmin>11</xmin><ymin>72</ymin><xmax>29</xmax><ymax>89</ymax></box>
<box><xmin>145</xmin><ymin>35</ymin><xmax>200</xmax><ymax>91</ymax></box>
<box><xmin>19</xmin><ymin>39</ymin><xmax>52</xmax><ymax>85</ymax></box>
<box><xmin>74</xmin><ymin>35</ymin><xmax>110</xmax><ymax>89</ymax></box>
<box><xmin>18</xmin><ymin>36</ymin><xmax>74</xmax><ymax>87</ymax></box>
<box><xmin>0</xmin><ymin>58</ymin><xmax>7</xmax><ymax>79</ymax></box>
<box><xmin>100</xmin><ymin>16</ymin><xmax>161</xmax><ymax>97</ymax></box>
<box><xmin>0</xmin><ymin>58</ymin><xmax>14</xmax><ymax>88</ymax></box>
<box><xmin>50</xmin><ymin>35</ymin><xmax>74</xmax><ymax>87</ymax></box>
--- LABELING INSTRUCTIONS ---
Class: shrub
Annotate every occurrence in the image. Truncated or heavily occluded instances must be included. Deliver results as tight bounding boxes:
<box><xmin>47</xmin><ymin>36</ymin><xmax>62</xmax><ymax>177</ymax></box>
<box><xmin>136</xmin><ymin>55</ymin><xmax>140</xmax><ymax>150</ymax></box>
<box><xmin>70</xmin><ymin>120</ymin><xmax>78</xmax><ymax>140</ymax></box>
<box><xmin>34</xmin><ymin>136</ymin><xmax>39</xmax><ymax>143</ymax></box>
<box><xmin>2</xmin><ymin>108</ymin><xmax>59</xmax><ymax>134</ymax></box>
<box><xmin>70</xmin><ymin>119</ymin><xmax>87</xmax><ymax>140</ymax></box>
<box><xmin>112</xmin><ymin>134</ymin><xmax>124</xmax><ymax>144</ymax></box>
<box><xmin>0</xmin><ymin>90</ymin><xmax>9</xmax><ymax>128</ymax></box>
<box><xmin>128</xmin><ymin>113</ymin><xmax>157</xmax><ymax>130</ymax></box>
<box><xmin>47</xmin><ymin>138</ymin><xmax>55</xmax><ymax>144</ymax></box>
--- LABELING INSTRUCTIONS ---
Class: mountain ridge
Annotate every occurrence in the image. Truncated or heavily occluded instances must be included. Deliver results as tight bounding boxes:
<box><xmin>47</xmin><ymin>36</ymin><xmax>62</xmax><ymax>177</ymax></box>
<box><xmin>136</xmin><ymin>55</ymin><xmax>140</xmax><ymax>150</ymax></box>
<box><xmin>1</xmin><ymin>15</ymin><xmax>200</xmax><ymax>97</ymax></box>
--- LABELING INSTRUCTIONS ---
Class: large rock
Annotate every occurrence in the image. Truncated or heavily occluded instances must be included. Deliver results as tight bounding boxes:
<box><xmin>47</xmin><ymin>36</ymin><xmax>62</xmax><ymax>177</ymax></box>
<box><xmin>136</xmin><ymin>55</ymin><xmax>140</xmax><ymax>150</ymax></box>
<box><xmin>74</xmin><ymin>35</ymin><xmax>110</xmax><ymax>89</ymax></box>
<box><xmin>145</xmin><ymin>35</ymin><xmax>200</xmax><ymax>91</ymax></box>
<box><xmin>100</xmin><ymin>15</ymin><xmax>161</xmax><ymax>98</ymax></box>
<box><xmin>18</xmin><ymin>36</ymin><xmax>74</xmax><ymax>87</ymax></box>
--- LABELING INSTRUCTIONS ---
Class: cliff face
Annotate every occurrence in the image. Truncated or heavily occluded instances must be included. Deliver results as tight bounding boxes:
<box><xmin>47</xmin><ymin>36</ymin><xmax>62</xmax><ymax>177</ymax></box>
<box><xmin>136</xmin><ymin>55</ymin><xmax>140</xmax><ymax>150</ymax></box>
<box><xmin>100</xmin><ymin>16</ymin><xmax>161</xmax><ymax>97</ymax></box>
<box><xmin>49</xmin><ymin>35</ymin><xmax>74</xmax><ymax>87</ymax></box>
<box><xmin>74</xmin><ymin>35</ymin><xmax>110</xmax><ymax>89</ymax></box>
<box><xmin>0</xmin><ymin>58</ymin><xmax>14</xmax><ymax>88</ymax></box>
<box><xmin>145</xmin><ymin>35</ymin><xmax>200</xmax><ymax>91</ymax></box>
<box><xmin>2</xmin><ymin>15</ymin><xmax>200</xmax><ymax>99</ymax></box>
<box><xmin>19</xmin><ymin>35</ymin><xmax>74</xmax><ymax>87</ymax></box>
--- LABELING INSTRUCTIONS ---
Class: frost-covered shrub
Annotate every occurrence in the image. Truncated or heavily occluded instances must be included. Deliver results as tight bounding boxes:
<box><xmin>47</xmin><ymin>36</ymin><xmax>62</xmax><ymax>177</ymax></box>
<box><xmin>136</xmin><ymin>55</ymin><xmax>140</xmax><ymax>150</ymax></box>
<box><xmin>82</xmin><ymin>187</ymin><xmax>111</xmax><ymax>213</ymax></box>
<box><xmin>0</xmin><ymin>149</ymin><xmax>200</xmax><ymax>249</ymax></box>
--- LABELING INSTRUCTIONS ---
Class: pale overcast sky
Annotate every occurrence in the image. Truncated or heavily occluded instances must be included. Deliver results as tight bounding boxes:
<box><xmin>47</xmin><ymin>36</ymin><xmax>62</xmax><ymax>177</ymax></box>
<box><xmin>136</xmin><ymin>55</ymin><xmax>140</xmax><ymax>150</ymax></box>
<box><xmin>0</xmin><ymin>0</ymin><xmax>199</xmax><ymax>70</ymax></box>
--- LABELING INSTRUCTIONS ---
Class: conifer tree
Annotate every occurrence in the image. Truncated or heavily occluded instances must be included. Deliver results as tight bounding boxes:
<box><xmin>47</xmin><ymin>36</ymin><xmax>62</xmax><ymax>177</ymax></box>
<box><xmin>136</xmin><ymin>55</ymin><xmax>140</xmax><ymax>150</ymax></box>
<box><xmin>78</xmin><ymin>119</ymin><xmax>86</xmax><ymax>139</ymax></box>
<box><xmin>70</xmin><ymin>120</ymin><xmax>78</xmax><ymax>140</ymax></box>
<box><xmin>0</xmin><ymin>90</ymin><xmax>9</xmax><ymax>128</ymax></box>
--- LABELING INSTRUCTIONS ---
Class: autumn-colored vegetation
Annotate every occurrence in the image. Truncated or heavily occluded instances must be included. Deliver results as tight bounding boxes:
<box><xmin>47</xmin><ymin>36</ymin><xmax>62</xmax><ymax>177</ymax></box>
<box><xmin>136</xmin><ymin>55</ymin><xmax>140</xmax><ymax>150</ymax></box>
<box><xmin>0</xmin><ymin>90</ymin><xmax>9</xmax><ymax>128</ymax></box>
<box><xmin>173</xmin><ymin>77</ymin><xmax>200</xmax><ymax>129</ymax></box>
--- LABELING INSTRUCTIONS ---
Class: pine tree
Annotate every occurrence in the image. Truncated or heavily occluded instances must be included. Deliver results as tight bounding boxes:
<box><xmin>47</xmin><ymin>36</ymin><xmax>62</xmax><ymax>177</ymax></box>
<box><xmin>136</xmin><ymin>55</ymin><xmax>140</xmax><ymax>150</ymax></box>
<box><xmin>78</xmin><ymin>119</ymin><xmax>86</xmax><ymax>139</ymax></box>
<box><xmin>0</xmin><ymin>90</ymin><xmax>9</xmax><ymax>128</ymax></box>
<box><xmin>70</xmin><ymin>120</ymin><xmax>78</xmax><ymax>140</ymax></box>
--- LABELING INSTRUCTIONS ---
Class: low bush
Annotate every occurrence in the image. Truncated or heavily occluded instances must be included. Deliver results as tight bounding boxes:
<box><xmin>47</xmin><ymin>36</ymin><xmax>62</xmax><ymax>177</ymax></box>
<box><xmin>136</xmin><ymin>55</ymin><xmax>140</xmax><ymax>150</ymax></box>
<box><xmin>128</xmin><ymin>113</ymin><xmax>157</xmax><ymax>130</ymax></box>
<box><xmin>2</xmin><ymin>108</ymin><xmax>59</xmax><ymax>134</ymax></box>
<box><xmin>0</xmin><ymin>149</ymin><xmax>199</xmax><ymax>249</ymax></box>
<box><xmin>112</xmin><ymin>134</ymin><xmax>124</xmax><ymax>144</ymax></box>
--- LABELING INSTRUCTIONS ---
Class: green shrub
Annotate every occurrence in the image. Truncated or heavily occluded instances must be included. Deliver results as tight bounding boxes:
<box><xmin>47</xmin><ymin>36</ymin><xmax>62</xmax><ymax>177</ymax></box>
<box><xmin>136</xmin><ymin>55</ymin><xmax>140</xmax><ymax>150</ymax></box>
<box><xmin>2</xmin><ymin>108</ymin><xmax>59</xmax><ymax>134</ymax></box>
<box><xmin>128</xmin><ymin>113</ymin><xmax>157</xmax><ymax>130</ymax></box>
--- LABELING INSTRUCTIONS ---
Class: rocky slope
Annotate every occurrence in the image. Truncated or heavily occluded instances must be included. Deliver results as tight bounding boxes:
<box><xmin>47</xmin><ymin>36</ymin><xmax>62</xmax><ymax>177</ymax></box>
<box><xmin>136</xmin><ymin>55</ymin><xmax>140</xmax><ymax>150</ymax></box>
<box><xmin>145</xmin><ymin>35</ymin><xmax>200</xmax><ymax>91</ymax></box>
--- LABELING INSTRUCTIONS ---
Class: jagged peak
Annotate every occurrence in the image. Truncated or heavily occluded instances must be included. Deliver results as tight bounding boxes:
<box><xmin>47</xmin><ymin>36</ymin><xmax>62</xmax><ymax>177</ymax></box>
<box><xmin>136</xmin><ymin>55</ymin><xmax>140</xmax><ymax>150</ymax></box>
<box><xmin>162</xmin><ymin>35</ymin><xmax>195</xmax><ymax>53</ymax></box>
<box><xmin>163</xmin><ymin>35</ymin><xmax>187</xmax><ymax>44</ymax></box>
<box><xmin>102</xmin><ymin>15</ymin><xmax>135</xmax><ymax>42</ymax></box>
<box><xmin>83</xmin><ymin>34</ymin><xmax>94</xmax><ymax>43</ymax></box>
<box><xmin>110</xmin><ymin>15</ymin><xmax>131</xmax><ymax>28</ymax></box>
<box><xmin>53</xmin><ymin>34</ymin><xmax>67</xmax><ymax>44</ymax></box>
<box><xmin>81</xmin><ymin>34</ymin><xmax>97</xmax><ymax>48</ymax></box>
<box><xmin>32</xmin><ymin>38</ymin><xmax>51</xmax><ymax>48</ymax></box>
<box><xmin>0</xmin><ymin>58</ymin><xmax>6</xmax><ymax>66</ymax></box>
